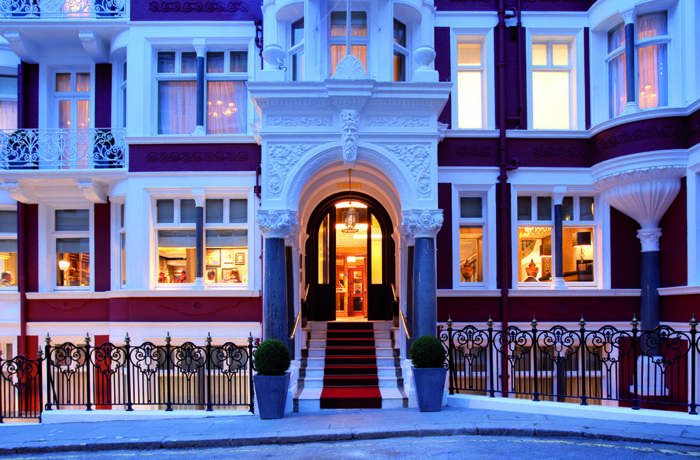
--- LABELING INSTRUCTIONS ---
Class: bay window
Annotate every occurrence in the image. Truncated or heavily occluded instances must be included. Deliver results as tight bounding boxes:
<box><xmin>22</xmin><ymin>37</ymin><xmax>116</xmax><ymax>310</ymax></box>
<box><xmin>54</xmin><ymin>209</ymin><xmax>90</xmax><ymax>288</ymax></box>
<box><xmin>517</xmin><ymin>195</ymin><xmax>597</xmax><ymax>285</ymax></box>
<box><xmin>156</xmin><ymin>50</ymin><xmax>248</xmax><ymax>135</ymax></box>
<box><xmin>330</xmin><ymin>11</ymin><xmax>368</xmax><ymax>75</ymax></box>
<box><xmin>531</xmin><ymin>40</ymin><xmax>574</xmax><ymax>129</ymax></box>
<box><xmin>458</xmin><ymin>196</ymin><xmax>485</xmax><ymax>284</ymax></box>
<box><xmin>456</xmin><ymin>38</ymin><xmax>485</xmax><ymax>129</ymax></box>
<box><xmin>607</xmin><ymin>25</ymin><xmax>626</xmax><ymax>118</ymax></box>
<box><xmin>0</xmin><ymin>209</ymin><xmax>17</xmax><ymax>288</ymax></box>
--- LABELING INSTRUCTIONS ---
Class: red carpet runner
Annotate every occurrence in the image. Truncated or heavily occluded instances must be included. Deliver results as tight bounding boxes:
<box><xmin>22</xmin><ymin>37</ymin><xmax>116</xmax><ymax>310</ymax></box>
<box><xmin>320</xmin><ymin>322</ymin><xmax>382</xmax><ymax>409</ymax></box>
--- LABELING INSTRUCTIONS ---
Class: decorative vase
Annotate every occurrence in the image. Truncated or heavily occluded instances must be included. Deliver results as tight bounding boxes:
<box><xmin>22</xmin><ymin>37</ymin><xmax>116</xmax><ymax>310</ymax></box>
<box><xmin>253</xmin><ymin>372</ymin><xmax>290</xmax><ymax>419</ymax></box>
<box><xmin>412</xmin><ymin>367</ymin><xmax>447</xmax><ymax>412</ymax></box>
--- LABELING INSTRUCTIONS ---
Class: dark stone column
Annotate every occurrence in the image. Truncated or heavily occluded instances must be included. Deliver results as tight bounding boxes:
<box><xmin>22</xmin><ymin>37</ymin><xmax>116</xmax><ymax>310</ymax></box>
<box><xmin>625</xmin><ymin>22</ymin><xmax>636</xmax><ymax>105</ymax></box>
<box><xmin>554</xmin><ymin>203</ymin><xmax>563</xmax><ymax>280</ymax></box>
<box><xmin>413</xmin><ymin>237</ymin><xmax>437</xmax><ymax>338</ymax></box>
<box><xmin>264</xmin><ymin>238</ymin><xmax>287</xmax><ymax>342</ymax></box>
<box><xmin>196</xmin><ymin>56</ymin><xmax>205</xmax><ymax>129</ymax></box>
<box><xmin>640</xmin><ymin>250</ymin><xmax>660</xmax><ymax>331</ymax></box>
<box><xmin>195</xmin><ymin>205</ymin><xmax>203</xmax><ymax>280</ymax></box>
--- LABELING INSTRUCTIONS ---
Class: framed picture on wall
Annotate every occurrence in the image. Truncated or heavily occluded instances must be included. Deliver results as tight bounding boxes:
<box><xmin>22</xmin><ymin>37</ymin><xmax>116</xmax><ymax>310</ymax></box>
<box><xmin>222</xmin><ymin>268</ymin><xmax>242</xmax><ymax>283</ymax></box>
<box><xmin>205</xmin><ymin>249</ymin><xmax>221</xmax><ymax>266</ymax></box>
<box><xmin>222</xmin><ymin>249</ymin><xmax>234</xmax><ymax>264</ymax></box>
<box><xmin>234</xmin><ymin>252</ymin><xmax>246</xmax><ymax>265</ymax></box>
<box><xmin>206</xmin><ymin>269</ymin><xmax>217</xmax><ymax>282</ymax></box>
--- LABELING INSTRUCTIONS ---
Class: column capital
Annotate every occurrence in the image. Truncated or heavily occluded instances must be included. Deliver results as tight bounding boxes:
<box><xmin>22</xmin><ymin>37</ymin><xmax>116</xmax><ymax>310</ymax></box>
<box><xmin>192</xmin><ymin>38</ymin><xmax>206</xmax><ymax>58</ymax></box>
<box><xmin>398</xmin><ymin>224</ymin><xmax>415</xmax><ymax>246</ymax></box>
<box><xmin>257</xmin><ymin>209</ymin><xmax>297</xmax><ymax>239</ymax></box>
<box><xmin>621</xmin><ymin>9</ymin><xmax>635</xmax><ymax>25</ymax></box>
<box><xmin>552</xmin><ymin>186</ymin><xmax>567</xmax><ymax>205</ymax></box>
<box><xmin>638</xmin><ymin>227</ymin><xmax>662</xmax><ymax>252</ymax></box>
<box><xmin>402</xmin><ymin>209</ymin><xmax>443</xmax><ymax>239</ymax></box>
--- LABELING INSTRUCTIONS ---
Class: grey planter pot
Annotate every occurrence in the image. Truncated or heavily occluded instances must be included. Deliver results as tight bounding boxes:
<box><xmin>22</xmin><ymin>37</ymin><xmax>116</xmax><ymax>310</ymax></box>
<box><xmin>254</xmin><ymin>373</ymin><xmax>290</xmax><ymax>419</ymax></box>
<box><xmin>413</xmin><ymin>367</ymin><xmax>447</xmax><ymax>412</ymax></box>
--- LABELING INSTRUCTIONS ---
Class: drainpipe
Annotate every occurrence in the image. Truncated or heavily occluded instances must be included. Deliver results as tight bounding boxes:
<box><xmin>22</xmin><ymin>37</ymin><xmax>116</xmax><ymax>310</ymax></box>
<box><xmin>516</xmin><ymin>0</ymin><xmax>525</xmax><ymax>129</ymax></box>
<box><xmin>18</xmin><ymin>203</ymin><xmax>26</xmax><ymax>356</ymax></box>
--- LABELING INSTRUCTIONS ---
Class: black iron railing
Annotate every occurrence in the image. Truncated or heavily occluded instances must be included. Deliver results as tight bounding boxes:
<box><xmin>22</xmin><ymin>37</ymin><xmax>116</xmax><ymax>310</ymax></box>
<box><xmin>0</xmin><ymin>334</ymin><xmax>257</xmax><ymax>422</ymax></box>
<box><xmin>439</xmin><ymin>317</ymin><xmax>698</xmax><ymax>414</ymax></box>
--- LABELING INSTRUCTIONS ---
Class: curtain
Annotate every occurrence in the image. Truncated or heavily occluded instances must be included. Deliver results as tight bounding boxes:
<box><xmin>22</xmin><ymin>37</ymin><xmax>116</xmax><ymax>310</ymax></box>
<box><xmin>206</xmin><ymin>81</ymin><xmax>246</xmax><ymax>134</ymax></box>
<box><xmin>0</xmin><ymin>101</ymin><xmax>17</xmax><ymax>130</ymax></box>
<box><xmin>330</xmin><ymin>45</ymin><xmax>367</xmax><ymax>76</ymax></box>
<box><xmin>608</xmin><ymin>25</ymin><xmax>626</xmax><ymax>117</ymax></box>
<box><xmin>158</xmin><ymin>81</ymin><xmax>196</xmax><ymax>134</ymax></box>
<box><xmin>638</xmin><ymin>13</ymin><xmax>667</xmax><ymax>109</ymax></box>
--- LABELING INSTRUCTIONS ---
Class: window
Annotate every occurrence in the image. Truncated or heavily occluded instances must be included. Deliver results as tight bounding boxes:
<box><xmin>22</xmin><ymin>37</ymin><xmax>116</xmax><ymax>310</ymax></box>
<box><xmin>531</xmin><ymin>40</ymin><xmax>574</xmax><ymax>129</ymax></box>
<box><xmin>330</xmin><ymin>11</ymin><xmax>368</xmax><ymax>76</ymax></box>
<box><xmin>55</xmin><ymin>209</ymin><xmax>90</xmax><ymax>288</ymax></box>
<box><xmin>155</xmin><ymin>198</ymin><xmax>249</xmax><ymax>286</ymax></box>
<box><xmin>456</xmin><ymin>39</ymin><xmax>485</xmax><ymax>129</ymax></box>
<box><xmin>607</xmin><ymin>12</ymin><xmax>668</xmax><ymax>117</ymax></box>
<box><xmin>637</xmin><ymin>13</ymin><xmax>668</xmax><ymax>110</ymax></box>
<box><xmin>0</xmin><ymin>76</ymin><xmax>17</xmax><ymax>130</ymax></box>
<box><xmin>0</xmin><ymin>209</ymin><xmax>17</xmax><ymax>288</ymax></box>
<box><xmin>290</xmin><ymin>18</ymin><xmax>304</xmax><ymax>81</ymax></box>
<box><xmin>119</xmin><ymin>61</ymin><xmax>127</xmax><ymax>129</ymax></box>
<box><xmin>458</xmin><ymin>197</ymin><xmax>485</xmax><ymax>283</ymax></box>
<box><xmin>393</xmin><ymin>19</ymin><xmax>407</xmax><ymax>82</ymax></box>
<box><xmin>119</xmin><ymin>203</ymin><xmax>126</xmax><ymax>287</ymax></box>
<box><xmin>156</xmin><ymin>50</ymin><xmax>248</xmax><ymax>135</ymax></box>
<box><xmin>517</xmin><ymin>195</ymin><xmax>596</xmax><ymax>284</ymax></box>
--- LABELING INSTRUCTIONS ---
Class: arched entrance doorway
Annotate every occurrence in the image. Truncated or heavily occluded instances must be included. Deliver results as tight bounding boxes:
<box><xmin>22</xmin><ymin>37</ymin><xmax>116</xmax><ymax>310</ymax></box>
<box><xmin>305</xmin><ymin>192</ymin><xmax>395</xmax><ymax>322</ymax></box>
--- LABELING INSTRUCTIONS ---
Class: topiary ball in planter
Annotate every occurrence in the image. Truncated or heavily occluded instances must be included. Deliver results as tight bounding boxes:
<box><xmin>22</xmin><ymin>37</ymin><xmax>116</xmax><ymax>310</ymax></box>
<box><xmin>254</xmin><ymin>339</ymin><xmax>291</xmax><ymax>375</ymax></box>
<box><xmin>409</xmin><ymin>336</ymin><xmax>446</xmax><ymax>368</ymax></box>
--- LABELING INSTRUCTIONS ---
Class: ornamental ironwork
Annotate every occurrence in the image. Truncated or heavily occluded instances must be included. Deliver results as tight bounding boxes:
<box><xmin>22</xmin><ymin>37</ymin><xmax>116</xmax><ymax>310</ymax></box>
<box><xmin>0</xmin><ymin>0</ymin><xmax>126</xmax><ymax>19</ymax></box>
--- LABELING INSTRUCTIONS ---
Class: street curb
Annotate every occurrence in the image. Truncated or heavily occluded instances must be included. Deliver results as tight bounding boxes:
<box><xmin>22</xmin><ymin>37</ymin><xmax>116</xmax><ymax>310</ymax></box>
<box><xmin>0</xmin><ymin>425</ymin><xmax>697</xmax><ymax>455</ymax></box>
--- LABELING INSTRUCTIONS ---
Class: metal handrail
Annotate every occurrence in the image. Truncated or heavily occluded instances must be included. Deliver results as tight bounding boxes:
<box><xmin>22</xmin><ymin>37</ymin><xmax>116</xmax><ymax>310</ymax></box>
<box><xmin>290</xmin><ymin>284</ymin><xmax>310</xmax><ymax>340</ymax></box>
<box><xmin>392</xmin><ymin>284</ymin><xmax>410</xmax><ymax>340</ymax></box>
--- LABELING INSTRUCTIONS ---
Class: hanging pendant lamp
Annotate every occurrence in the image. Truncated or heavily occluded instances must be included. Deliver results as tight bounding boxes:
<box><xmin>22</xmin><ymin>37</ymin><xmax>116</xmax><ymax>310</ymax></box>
<box><xmin>342</xmin><ymin>169</ymin><xmax>359</xmax><ymax>234</ymax></box>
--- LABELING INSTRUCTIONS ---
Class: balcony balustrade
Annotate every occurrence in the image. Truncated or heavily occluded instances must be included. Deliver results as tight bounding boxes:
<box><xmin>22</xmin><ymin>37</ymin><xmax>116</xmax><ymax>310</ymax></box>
<box><xmin>0</xmin><ymin>128</ymin><xmax>127</xmax><ymax>170</ymax></box>
<box><xmin>0</xmin><ymin>0</ymin><xmax>126</xmax><ymax>19</ymax></box>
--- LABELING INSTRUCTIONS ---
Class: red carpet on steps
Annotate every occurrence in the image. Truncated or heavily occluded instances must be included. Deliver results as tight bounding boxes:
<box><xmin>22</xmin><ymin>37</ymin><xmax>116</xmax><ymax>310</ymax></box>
<box><xmin>320</xmin><ymin>322</ymin><xmax>382</xmax><ymax>409</ymax></box>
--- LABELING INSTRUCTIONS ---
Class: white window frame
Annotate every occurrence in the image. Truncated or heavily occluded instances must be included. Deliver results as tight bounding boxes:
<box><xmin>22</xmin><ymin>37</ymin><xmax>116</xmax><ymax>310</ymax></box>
<box><xmin>289</xmin><ymin>17</ymin><xmax>304</xmax><ymax>81</ymax></box>
<box><xmin>513</xmin><ymin>192</ymin><xmax>601</xmax><ymax>289</ymax></box>
<box><xmin>529</xmin><ymin>38</ymin><xmax>576</xmax><ymax>130</ymax></box>
<box><xmin>51</xmin><ymin>69</ymin><xmax>93</xmax><ymax>130</ymax></box>
<box><xmin>154</xmin><ymin>49</ymin><xmax>249</xmax><ymax>136</ymax></box>
<box><xmin>455</xmin><ymin>193</ymin><xmax>487</xmax><ymax>288</ymax></box>
<box><xmin>393</xmin><ymin>18</ymin><xmax>409</xmax><ymax>82</ymax></box>
<box><xmin>450</xmin><ymin>28</ymin><xmax>494</xmax><ymax>131</ymax></box>
<box><xmin>110</xmin><ymin>198</ymin><xmax>126</xmax><ymax>290</ymax></box>
<box><xmin>52</xmin><ymin>206</ymin><xmax>92</xmax><ymax>291</ymax></box>
<box><xmin>0</xmin><ymin>74</ymin><xmax>17</xmax><ymax>131</ymax></box>
<box><xmin>328</xmin><ymin>10</ymin><xmax>370</xmax><ymax>77</ymax></box>
<box><xmin>152</xmin><ymin>196</ymin><xmax>251</xmax><ymax>289</ymax></box>
<box><xmin>605</xmin><ymin>23</ymin><xmax>627</xmax><ymax>119</ymax></box>
<box><xmin>0</xmin><ymin>205</ymin><xmax>17</xmax><ymax>291</ymax></box>
<box><xmin>118</xmin><ymin>60</ymin><xmax>127</xmax><ymax>129</ymax></box>
<box><xmin>635</xmin><ymin>12</ymin><xmax>670</xmax><ymax>110</ymax></box>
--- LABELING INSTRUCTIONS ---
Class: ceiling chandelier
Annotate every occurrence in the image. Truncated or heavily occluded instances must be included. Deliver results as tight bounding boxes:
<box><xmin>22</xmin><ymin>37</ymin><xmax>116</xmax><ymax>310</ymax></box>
<box><xmin>341</xmin><ymin>169</ymin><xmax>360</xmax><ymax>234</ymax></box>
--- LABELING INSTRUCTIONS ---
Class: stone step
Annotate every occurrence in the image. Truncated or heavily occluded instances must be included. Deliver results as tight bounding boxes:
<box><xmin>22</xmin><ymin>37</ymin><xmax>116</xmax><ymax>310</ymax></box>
<box><xmin>300</xmin><ymin>376</ymin><xmax>404</xmax><ymax>389</ymax></box>
<box><xmin>304</xmin><ymin>356</ymin><xmax>397</xmax><ymax>369</ymax></box>
<box><xmin>306</xmin><ymin>347</ymin><xmax>397</xmax><ymax>358</ymax></box>
<box><xmin>309</xmin><ymin>330</ymin><xmax>391</xmax><ymax>340</ymax></box>
<box><xmin>302</xmin><ymin>367</ymin><xmax>399</xmax><ymax>380</ymax></box>
<box><xmin>294</xmin><ymin>387</ymin><xmax>408</xmax><ymax>412</ymax></box>
<box><xmin>309</xmin><ymin>338</ymin><xmax>392</xmax><ymax>348</ymax></box>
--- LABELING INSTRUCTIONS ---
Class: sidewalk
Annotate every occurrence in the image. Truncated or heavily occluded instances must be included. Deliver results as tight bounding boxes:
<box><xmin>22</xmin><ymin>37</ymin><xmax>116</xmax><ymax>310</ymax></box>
<box><xmin>1</xmin><ymin>396</ymin><xmax>700</xmax><ymax>455</ymax></box>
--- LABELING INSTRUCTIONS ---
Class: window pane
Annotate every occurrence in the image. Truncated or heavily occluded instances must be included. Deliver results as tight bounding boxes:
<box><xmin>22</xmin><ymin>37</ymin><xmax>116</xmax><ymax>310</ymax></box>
<box><xmin>638</xmin><ymin>12</ymin><xmax>667</xmax><ymax>39</ymax></box>
<box><xmin>293</xmin><ymin>51</ymin><xmax>305</xmax><ymax>81</ymax></box>
<box><xmin>157</xmin><ymin>230</ymin><xmax>195</xmax><ymax>284</ymax></box>
<box><xmin>156</xmin><ymin>199</ymin><xmax>174</xmax><ymax>223</ymax></box>
<box><xmin>77</xmin><ymin>99</ymin><xmax>89</xmax><ymax>129</ymax></box>
<box><xmin>552</xmin><ymin>44</ymin><xmax>568</xmax><ymax>66</ymax></box>
<box><xmin>0</xmin><ymin>211</ymin><xmax>16</xmax><ymax>233</ymax></box>
<box><xmin>457</xmin><ymin>70</ymin><xmax>483</xmax><ymax>129</ymax></box>
<box><xmin>537</xmin><ymin>197</ymin><xmax>552</xmax><ymax>221</ymax></box>
<box><xmin>532</xmin><ymin>44</ymin><xmax>547</xmax><ymax>66</ymax></box>
<box><xmin>56</xmin><ymin>238</ymin><xmax>90</xmax><ymax>287</ymax></box>
<box><xmin>609</xmin><ymin>54</ymin><xmax>626</xmax><ymax>117</ymax></box>
<box><xmin>206</xmin><ymin>81</ymin><xmax>247</xmax><ymax>134</ymax></box>
<box><xmin>532</xmin><ymin>71</ymin><xmax>570</xmax><ymax>129</ymax></box>
<box><xmin>458</xmin><ymin>43</ymin><xmax>481</xmax><ymax>66</ymax></box>
<box><xmin>180</xmin><ymin>199</ymin><xmax>196</xmax><ymax>223</ymax></box>
<box><xmin>563</xmin><ymin>227</ymin><xmax>594</xmax><ymax>282</ymax></box>
<box><xmin>55</xmin><ymin>73</ymin><xmax>71</xmax><ymax>92</ymax></box>
<box><xmin>331</xmin><ymin>45</ymin><xmax>367</xmax><ymax>75</ymax></box>
<box><xmin>330</xmin><ymin>11</ymin><xmax>367</xmax><ymax>37</ymax></box>
<box><xmin>393</xmin><ymin>51</ymin><xmax>405</xmax><ymax>82</ymax></box>
<box><xmin>76</xmin><ymin>73</ymin><xmax>90</xmax><ymax>92</ymax></box>
<box><xmin>580</xmin><ymin>197</ymin><xmax>594</xmax><ymax>221</ymax></box>
<box><xmin>229</xmin><ymin>199</ymin><xmax>247</xmax><ymax>223</ymax></box>
<box><xmin>206</xmin><ymin>199</ymin><xmax>224</xmax><ymax>223</ymax></box>
<box><xmin>518</xmin><ymin>226</ymin><xmax>552</xmax><ymax>282</ymax></box>
<box><xmin>157</xmin><ymin>52</ymin><xmax>175</xmax><ymax>73</ymax></box>
<box><xmin>370</xmin><ymin>215</ymin><xmax>382</xmax><ymax>284</ymax></box>
<box><xmin>0</xmin><ymin>239</ymin><xmax>17</xmax><ymax>287</ymax></box>
<box><xmin>638</xmin><ymin>43</ymin><xmax>667</xmax><ymax>109</ymax></box>
<box><xmin>460</xmin><ymin>197</ymin><xmax>482</xmax><ymax>218</ymax></box>
<box><xmin>120</xmin><ymin>233</ymin><xmax>126</xmax><ymax>286</ymax></box>
<box><xmin>318</xmin><ymin>215</ymin><xmax>328</xmax><ymax>284</ymax></box>
<box><xmin>292</xmin><ymin>18</ymin><xmax>304</xmax><ymax>45</ymax></box>
<box><xmin>230</xmin><ymin>52</ymin><xmax>248</xmax><ymax>73</ymax></box>
<box><xmin>393</xmin><ymin>19</ymin><xmax>406</xmax><ymax>47</ymax></box>
<box><xmin>158</xmin><ymin>81</ymin><xmax>196</xmax><ymax>134</ymax></box>
<box><xmin>517</xmin><ymin>196</ymin><xmax>532</xmax><ymax>221</ymax></box>
<box><xmin>206</xmin><ymin>230</ymin><xmax>248</xmax><ymax>284</ymax></box>
<box><xmin>608</xmin><ymin>25</ymin><xmax>625</xmax><ymax>52</ymax></box>
<box><xmin>562</xmin><ymin>196</ymin><xmax>574</xmax><ymax>221</ymax></box>
<box><xmin>181</xmin><ymin>52</ymin><xmax>197</xmax><ymax>73</ymax></box>
<box><xmin>55</xmin><ymin>209</ymin><xmax>89</xmax><ymax>231</ymax></box>
<box><xmin>207</xmin><ymin>52</ymin><xmax>225</xmax><ymax>73</ymax></box>
<box><xmin>460</xmin><ymin>226</ymin><xmax>483</xmax><ymax>282</ymax></box>
<box><xmin>120</xmin><ymin>204</ymin><xmax>125</xmax><ymax>228</ymax></box>
<box><xmin>0</xmin><ymin>101</ymin><xmax>17</xmax><ymax>130</ymax></box>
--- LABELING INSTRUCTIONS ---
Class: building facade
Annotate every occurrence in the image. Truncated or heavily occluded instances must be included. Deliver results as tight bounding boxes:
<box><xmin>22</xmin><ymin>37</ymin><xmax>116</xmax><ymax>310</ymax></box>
<box><xmin>0</xmin><ymin>0</ymin><xmax>698</xmax><ymax>407</ymax></box>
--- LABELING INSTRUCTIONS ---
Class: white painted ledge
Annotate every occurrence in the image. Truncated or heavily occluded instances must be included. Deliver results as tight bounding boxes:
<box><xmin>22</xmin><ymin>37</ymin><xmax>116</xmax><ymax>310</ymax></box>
<box><xmin>447</xmin><ymin>394</ymin><xmax>700</xmax><ymax>426</ymax></box>
<box><xmin>658</xmin><ymin>286</ymin><xmax>700</xmax><ymax>296</ymax></box>
<box><xmin>26</xmin><ymin>290</ymin><xmax>261</xmax><ymax>300</ymax></box>
<box><xmin>41</xmin><ymin>409</ymin><xmax>252</xmax><ymax>424</ymax></box>
<box><xmin>438</xmin><ymin>289</ymin><xmax>641</xmax><ymax>297</ymax></box>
